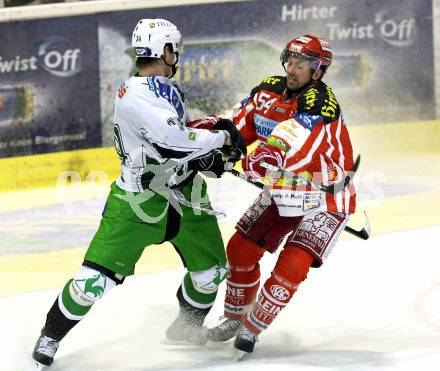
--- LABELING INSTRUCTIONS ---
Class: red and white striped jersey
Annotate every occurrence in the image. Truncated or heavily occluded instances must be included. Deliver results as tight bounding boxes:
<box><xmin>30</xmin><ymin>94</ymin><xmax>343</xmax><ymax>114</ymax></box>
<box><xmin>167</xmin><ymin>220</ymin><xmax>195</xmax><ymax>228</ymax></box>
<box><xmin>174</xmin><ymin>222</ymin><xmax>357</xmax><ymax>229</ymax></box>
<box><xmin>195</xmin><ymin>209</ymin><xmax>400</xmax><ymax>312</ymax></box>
<box><xmin>231</xmin><ymin>75</ymin><xmax>356</xmax><ymax>215</ymax></box>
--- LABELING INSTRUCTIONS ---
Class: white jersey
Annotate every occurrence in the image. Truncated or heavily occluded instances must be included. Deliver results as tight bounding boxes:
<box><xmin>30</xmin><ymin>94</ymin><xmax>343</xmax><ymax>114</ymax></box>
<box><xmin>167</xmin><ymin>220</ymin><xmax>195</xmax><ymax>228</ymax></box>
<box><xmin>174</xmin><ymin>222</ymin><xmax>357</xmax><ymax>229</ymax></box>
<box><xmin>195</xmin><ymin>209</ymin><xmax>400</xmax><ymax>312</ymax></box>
<box><xmin>113</xmin><ymin>75</ymin><xmax>226</xmax><ymax>192</ymax></box>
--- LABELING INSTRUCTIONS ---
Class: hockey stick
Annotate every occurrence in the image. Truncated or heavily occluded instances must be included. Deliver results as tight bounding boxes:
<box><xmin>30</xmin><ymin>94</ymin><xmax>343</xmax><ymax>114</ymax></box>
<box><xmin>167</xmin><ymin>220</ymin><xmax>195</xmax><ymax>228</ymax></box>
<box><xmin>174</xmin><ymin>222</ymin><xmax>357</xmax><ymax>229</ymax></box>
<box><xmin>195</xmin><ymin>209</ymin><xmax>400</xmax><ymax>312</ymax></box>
<box><xmin>259</xmin><ymin>154</ymin><xmax>361</xmax><ymax>194</ymax></box>
<box><xmin>346</xmin><ymin>211</ymin><xmax>371</xmax><ymax>240</ymax></box>
<box><xmin>172</xmin><ymin>189</ymin><xmax>226</xmax><ymax>217</ymax></box>
<box><xmin>228</xmin><ymin>168</ymin><xmax>370</xmax><ymax>240</ymax></box>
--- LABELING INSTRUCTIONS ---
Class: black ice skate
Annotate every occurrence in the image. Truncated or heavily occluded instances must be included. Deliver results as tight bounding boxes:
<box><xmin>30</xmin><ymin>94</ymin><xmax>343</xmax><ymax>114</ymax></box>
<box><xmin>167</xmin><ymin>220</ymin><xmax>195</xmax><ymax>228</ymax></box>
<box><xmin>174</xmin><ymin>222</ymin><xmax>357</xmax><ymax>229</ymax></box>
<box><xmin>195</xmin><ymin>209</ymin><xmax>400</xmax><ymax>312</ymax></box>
<box><xmin>32</xmin><ymin>334</ymin><xmax>59</xmax><ymax>366</ymax></box>
<box><xmin>207</xmin><ymin>318</ymin><xmax>241</xmax><ymax>342</ymax></box>
<box><xmin>233</xmin><ymin>327</ymin><xmax>258</xmax><ymax>360</ymax></box>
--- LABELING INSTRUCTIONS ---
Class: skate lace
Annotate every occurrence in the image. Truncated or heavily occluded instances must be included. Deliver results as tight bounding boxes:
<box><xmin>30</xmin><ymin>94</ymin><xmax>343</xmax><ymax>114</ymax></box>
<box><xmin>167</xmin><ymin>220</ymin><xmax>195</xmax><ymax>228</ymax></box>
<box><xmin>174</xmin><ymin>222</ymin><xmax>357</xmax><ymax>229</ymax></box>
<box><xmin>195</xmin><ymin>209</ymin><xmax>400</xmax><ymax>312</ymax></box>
<box><xmin>219</xmin><ymin>318</ymin><xmax>241</xmax><ymax>331</ymax></box>
<box><xmin>37</xmin><ymin>336</ymin><xmax>59</xmax><ymax>356</ymax></box>
<box><xmin>239</xmin><ymin>327</ymin><xmax>258</xmax><ymax>343</ymax></box>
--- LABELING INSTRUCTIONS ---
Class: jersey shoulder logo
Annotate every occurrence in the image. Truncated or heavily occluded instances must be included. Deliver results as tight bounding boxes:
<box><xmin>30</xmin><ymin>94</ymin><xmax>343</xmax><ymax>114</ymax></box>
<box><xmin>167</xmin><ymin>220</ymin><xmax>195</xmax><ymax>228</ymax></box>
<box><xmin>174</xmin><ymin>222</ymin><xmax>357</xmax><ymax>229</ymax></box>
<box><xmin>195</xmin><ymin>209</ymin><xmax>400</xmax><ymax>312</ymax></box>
<box><xmin>294</xmin><ymin>113</ymin><xmax>322</xmax><ymax>130</ymax></box>
<box><xmin>117</xmin><ymin>83</ymin><xmax>128</xmax><ymax>99</ymax></box>
<box><xmin>261</xmin><ymin>76</ymin><xmax>282</xmax><ymax>85</ymax></box>
<box><xmin>297</xmin><ymin>82</ymin><xmax>340</xmax><ymax>124</ymax></box>
<box><xmin>251</xmin><ymin>75</ymin><xmax>286</xmax><ymax>97</ymax></box>
<box><xmin>149</xmin><ymin>78</ymin><xmax>185</xmax><ymax>119</ymax></box>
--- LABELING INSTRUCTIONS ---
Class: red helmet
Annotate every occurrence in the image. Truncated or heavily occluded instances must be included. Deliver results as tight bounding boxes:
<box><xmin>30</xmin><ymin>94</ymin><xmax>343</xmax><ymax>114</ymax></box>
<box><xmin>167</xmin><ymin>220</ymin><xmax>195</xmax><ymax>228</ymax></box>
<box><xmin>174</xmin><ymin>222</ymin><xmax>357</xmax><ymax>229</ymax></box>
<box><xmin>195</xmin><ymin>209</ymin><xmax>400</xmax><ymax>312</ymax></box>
<box><xmin>280</xmin><ymin>34</ymin><xmax>332</xmax><ymax>71</ymax></box>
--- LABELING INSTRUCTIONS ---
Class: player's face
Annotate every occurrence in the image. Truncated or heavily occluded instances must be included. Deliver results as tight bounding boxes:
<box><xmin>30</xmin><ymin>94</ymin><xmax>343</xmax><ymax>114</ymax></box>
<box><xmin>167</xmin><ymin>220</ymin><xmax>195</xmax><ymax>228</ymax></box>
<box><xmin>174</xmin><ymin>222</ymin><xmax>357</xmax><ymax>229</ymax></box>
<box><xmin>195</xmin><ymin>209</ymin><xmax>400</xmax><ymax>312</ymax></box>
<box><xmin>285</xmin><ymin>56</ymin><xmax>314</xmax><ymax>90</ymax></box>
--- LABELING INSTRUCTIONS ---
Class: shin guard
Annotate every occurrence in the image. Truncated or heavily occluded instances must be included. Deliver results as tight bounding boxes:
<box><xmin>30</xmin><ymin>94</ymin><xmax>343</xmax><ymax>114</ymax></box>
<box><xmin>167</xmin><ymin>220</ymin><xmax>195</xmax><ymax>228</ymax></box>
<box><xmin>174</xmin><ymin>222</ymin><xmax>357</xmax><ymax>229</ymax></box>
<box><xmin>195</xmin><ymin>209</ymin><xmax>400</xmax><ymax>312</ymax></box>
<box><xmin>42</xmin><ymin>265</ymin><xmax>117</xmax><ymax>341</ymax></box>
<box><xmin>245</xmin><ymin>246</ymin><xmax>314</xmax><ymax>335</ymax></box>
<box><xmin>224</xmin><ymin>232</ymin><xmax>265</xmax><ymax>320</ymax></box>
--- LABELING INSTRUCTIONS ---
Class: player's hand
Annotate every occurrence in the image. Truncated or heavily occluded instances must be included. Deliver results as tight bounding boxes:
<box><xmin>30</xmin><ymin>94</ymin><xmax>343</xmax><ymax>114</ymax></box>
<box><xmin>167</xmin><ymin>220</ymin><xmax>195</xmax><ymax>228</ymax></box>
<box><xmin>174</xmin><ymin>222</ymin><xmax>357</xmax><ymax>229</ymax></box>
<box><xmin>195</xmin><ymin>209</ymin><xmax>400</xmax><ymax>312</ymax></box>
<box><xmin>242</xmin><ymin>144</ymin><xmax>284</xmax><ymax>181</ymax></box>
<box><xmin>213</xmin><ymin>119</ymin><xmax>247</xmax><ymax>161</ymax></box>
<box><xmin>197</xmin><ymin>151</ymin><xmax>232</xmax><ymax>178</ymax></box>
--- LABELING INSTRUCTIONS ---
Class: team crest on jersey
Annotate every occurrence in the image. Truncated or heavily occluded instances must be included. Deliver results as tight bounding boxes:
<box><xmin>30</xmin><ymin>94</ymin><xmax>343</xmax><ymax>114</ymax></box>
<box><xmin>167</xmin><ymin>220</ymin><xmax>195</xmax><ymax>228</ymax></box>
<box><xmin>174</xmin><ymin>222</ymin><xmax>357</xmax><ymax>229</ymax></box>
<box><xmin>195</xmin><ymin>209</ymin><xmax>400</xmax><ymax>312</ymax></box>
<box><xmin>294</xmin><ymin>113</ymin><xmax>322</xmax><ymax>130</ymax></box>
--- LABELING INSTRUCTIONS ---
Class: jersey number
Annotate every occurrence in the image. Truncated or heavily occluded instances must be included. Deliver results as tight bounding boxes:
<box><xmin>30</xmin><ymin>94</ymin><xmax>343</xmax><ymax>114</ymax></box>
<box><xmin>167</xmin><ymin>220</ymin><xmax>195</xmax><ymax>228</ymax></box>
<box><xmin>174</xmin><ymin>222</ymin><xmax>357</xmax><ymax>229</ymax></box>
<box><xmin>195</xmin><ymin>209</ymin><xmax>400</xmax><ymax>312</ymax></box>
<box><xmin>256</xmin><ymin>92</ymin><xmax>276</xmax><ymax>114</ymax></box>
<box><xmin>167</xmin><ymin>117</ymin><xmax>186</xmax><ymax>131</ymax></box>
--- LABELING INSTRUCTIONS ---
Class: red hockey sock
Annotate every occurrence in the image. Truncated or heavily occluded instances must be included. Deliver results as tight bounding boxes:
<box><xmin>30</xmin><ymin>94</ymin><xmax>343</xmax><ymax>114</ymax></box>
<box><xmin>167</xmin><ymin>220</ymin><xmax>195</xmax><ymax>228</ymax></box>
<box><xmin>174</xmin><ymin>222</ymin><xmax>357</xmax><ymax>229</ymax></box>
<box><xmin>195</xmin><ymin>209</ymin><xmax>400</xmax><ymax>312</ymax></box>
<box><xmin>224</xmin><ymin>232</ymin><xmax>265</xmax><ymax>320</ymax></box>
<box><xmin>245</xmin><ymin>246</ymin><xmax>314</xmax><ymax>334</ymax></box>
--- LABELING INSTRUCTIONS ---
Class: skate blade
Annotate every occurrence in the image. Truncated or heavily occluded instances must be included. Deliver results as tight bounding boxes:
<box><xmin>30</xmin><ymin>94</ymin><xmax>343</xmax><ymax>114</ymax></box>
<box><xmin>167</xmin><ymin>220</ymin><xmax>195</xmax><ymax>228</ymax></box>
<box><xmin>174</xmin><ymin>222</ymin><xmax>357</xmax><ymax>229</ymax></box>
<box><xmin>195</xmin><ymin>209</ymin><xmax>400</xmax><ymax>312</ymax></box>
<box><xmin>28</xmin><ymin>361</ymin><xmax>47</xmax><ymax>371</ymax></box>
<box><xmin>205</xmin><ymin>339</ymin><xmax>232</xmax><ymax>349</ymax></box>
<box><xmin>232</xmin><ymin>348</ymin><xmax>249</xmax><ymax>361</ymax></box>
<box><xmin>160</xmin><ymin>337</ymin><xmax>205</xmax><ymax>347</ymax></box>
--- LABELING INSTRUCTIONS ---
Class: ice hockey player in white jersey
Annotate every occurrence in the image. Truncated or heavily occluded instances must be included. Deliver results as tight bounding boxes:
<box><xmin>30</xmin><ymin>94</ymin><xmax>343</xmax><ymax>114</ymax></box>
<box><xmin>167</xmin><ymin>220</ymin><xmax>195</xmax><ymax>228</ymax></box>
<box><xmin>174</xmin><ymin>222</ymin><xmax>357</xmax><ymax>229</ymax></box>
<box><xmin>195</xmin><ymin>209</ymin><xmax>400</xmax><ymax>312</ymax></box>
<box><xmin>32</xmin><ymin>18</ymin><xmax>246</xmax><ymax>368</ymax></box>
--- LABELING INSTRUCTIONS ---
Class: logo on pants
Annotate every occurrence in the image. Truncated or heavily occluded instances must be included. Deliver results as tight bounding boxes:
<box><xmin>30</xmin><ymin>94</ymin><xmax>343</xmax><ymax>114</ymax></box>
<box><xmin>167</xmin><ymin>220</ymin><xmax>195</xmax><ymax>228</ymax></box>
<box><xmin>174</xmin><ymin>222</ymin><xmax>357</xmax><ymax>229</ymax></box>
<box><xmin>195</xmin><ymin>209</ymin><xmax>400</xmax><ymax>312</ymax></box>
<box><xmin>238</xmin><ymin>193</ymin><xmax>271</xmax><ymax>233</ymax></box>
<box><xmin>270</xmin><ymin>284</ymin><xmax>290</xmax><ymax>301</ymax></box>
<box><xmin>291</xmin><ymin>212</ymin><xmax>340</xmax><ymax>256</ymax></box>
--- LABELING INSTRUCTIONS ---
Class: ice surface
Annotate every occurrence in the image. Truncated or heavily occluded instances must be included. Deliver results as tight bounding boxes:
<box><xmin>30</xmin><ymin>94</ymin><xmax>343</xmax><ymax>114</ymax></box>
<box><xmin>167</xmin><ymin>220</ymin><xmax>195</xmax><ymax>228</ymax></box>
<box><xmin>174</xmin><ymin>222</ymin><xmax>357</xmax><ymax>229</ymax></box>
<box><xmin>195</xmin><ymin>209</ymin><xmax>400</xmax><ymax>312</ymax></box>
<box><xmin>1</xmin><ymin>225</ymin><xmax>439</xmax><ymax>370</ymax></box>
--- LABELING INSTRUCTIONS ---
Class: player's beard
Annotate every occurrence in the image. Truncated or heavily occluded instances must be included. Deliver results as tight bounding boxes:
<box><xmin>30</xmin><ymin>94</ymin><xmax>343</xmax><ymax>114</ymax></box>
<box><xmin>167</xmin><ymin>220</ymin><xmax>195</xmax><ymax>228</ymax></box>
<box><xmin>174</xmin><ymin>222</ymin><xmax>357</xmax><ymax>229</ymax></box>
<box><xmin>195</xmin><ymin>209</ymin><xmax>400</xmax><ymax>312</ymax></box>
<box><xmin>286</xmin><ymin>74</ymin><xmax>310</xmax><ymax>91</ymax></box>
<box><xmin>286</xmin><ymin>71</ymin><xmax>315</xmax><ymax>92</ymax></box>
<box><xmin>286</xmin><ymin>75</ymin><xmax>301</xmax><ymax>90</ymax></box>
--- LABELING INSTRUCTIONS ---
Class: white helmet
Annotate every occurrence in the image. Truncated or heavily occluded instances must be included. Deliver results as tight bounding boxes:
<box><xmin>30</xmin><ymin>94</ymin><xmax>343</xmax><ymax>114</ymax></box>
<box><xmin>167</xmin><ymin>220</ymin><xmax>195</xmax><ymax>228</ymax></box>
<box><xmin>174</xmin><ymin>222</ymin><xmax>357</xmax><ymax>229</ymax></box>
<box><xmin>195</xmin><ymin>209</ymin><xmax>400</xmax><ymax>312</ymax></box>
<box><xmin>132</xmin><ymin>18</ymin><xmax>183</xmax><ymax>58</ymax></box>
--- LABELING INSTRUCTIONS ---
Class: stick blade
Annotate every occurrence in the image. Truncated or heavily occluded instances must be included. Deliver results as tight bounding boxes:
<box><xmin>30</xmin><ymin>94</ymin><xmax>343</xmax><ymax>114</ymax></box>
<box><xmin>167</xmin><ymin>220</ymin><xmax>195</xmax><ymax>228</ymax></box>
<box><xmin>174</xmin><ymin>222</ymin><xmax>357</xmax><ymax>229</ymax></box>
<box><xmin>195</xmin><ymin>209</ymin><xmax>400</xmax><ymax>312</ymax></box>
<box><xmin>362</xmin><ymin>211</ymin><xmax>372</xmax><ymax>239</ymax></box>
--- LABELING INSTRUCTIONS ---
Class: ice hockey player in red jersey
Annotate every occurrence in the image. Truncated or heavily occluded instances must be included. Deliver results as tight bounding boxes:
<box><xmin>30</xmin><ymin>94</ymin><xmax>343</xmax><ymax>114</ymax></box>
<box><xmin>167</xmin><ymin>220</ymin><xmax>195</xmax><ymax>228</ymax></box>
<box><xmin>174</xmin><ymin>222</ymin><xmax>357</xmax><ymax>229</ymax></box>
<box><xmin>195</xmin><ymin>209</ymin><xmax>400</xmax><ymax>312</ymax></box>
<box><xmin>206</xmin><ymin>35</ymin><xmax>357</xmax><ymax>358</ymax></box>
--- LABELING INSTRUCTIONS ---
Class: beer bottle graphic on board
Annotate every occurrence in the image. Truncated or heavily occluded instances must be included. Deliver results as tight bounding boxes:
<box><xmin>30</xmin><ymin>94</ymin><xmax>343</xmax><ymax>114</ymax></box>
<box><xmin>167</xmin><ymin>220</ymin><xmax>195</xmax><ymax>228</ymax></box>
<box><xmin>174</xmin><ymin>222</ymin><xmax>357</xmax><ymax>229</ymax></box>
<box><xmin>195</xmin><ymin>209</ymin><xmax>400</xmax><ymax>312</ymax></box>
<box><xmin>0</xmin><ymin>85</ymin><xmax>33</xmax><ymax>126</ymax></box>
<box><xmin>120</xmin><ymin>39</ymin><xmax>370</xmax><ymax>115</ymax></box>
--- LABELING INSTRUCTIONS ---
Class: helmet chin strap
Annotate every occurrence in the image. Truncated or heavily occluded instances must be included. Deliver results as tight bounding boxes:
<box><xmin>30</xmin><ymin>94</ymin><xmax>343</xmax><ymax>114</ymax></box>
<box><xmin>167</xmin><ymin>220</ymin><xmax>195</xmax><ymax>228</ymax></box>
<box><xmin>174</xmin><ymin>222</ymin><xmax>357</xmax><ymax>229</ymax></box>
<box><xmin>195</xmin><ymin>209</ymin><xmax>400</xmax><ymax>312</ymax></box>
<box><xmin>312</xmin><ymin>69</ymin><xmax>321</xmax><ymax>81</ymax></box>
<box><xmin>161</xmin><ymin>52</ymin><xmax>180</xmax><ymax>78</ymax></box>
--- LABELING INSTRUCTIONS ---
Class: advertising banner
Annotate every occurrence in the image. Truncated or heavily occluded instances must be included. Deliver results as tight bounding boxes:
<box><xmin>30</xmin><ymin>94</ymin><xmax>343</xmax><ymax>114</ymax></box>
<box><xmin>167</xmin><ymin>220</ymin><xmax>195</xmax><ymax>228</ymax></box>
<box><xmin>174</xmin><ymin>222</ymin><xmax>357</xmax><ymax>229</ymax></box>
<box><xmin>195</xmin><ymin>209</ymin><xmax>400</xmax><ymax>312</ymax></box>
<box><xmin>97</xmin><ymin>0</ymin><xmax>433</xmax><ymax>146</ymax></box>
<box><xmin>0</xmin><ymin>15</ymin><xmax>100</xmax><ymax>158</ymax></box>
<box><xmin>0</xmin><ymin>0</ymin><xmax>434</xmax><ymax>156</ymax></box>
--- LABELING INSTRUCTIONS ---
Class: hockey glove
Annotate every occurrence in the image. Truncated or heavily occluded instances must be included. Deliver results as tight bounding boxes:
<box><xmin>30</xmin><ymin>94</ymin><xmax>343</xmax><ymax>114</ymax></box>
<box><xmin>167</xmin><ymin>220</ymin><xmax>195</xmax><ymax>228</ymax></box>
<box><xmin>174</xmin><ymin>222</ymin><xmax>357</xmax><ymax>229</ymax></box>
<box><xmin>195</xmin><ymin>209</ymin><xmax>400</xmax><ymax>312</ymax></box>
<box><xmin>213</xmin><ymin>119</ymin><xmax>247</xmax><ymax>162</ymax></box>
<box><xmin>242</xmin><ymin>144</ymin><xmax>284</xmax><ymax>182</ymax></box>
<box><xmin>197</xmin><ymin>150</ymin><xmax>232</xmax><ymax>178</ymax></box>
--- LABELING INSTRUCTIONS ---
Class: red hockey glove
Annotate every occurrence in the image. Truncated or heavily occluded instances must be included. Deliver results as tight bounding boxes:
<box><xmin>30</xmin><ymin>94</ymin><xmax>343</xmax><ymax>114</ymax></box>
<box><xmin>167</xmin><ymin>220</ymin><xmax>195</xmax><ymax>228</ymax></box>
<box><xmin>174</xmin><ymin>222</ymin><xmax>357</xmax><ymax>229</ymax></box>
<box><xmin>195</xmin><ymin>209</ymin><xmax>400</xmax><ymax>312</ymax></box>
<box><xmin>187</xmin><ymin>116</ymin><xmax>220</xmax><ymax>129</ymax></box>
<box><xmin>242</xmin><ymin>144</ymin><xmax>284</xmax><ymax>181</ymax></box>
